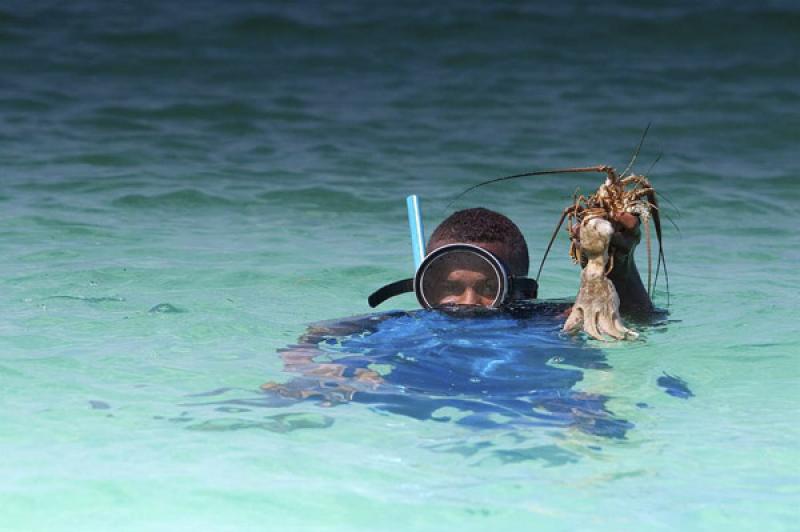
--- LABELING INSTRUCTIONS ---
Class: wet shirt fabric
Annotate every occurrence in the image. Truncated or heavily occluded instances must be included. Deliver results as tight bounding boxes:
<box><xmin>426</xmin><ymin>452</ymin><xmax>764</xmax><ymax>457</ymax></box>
<box><xmin>262</xmin><ymin>302</ymin><xmax>633</xmax><ymax>439</ymax></box>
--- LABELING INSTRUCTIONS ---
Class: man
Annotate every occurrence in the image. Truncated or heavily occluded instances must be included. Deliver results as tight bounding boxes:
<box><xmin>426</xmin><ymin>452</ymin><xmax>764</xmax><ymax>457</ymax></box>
<box><xmin>366</xmin><ymin>206</ymin><xmax>652</xmax><ymax>315</ymax></box>
<box><xmin>257</xmin><ymin>207</ymin><xmax>659</xmax><ymax>436</ymax></box>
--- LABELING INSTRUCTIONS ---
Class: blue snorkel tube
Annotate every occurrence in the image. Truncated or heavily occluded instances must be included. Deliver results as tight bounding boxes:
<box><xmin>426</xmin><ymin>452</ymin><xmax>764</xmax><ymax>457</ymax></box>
<box><xmin>366</xmin><ymin>196</ymin><xmax>425</xmax><ymax>308</ymax></box>
<box><xmin>406</xmin><ymin>195</ymin><xmax>425</xmax><ymax>271</ymax></box>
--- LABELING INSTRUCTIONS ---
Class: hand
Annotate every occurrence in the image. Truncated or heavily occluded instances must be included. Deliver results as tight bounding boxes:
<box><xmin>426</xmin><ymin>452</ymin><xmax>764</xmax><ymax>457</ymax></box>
<box><xmin>570</xmin><ymin>212</ymin><xmax>641</xmax><ymax>260</ymax></box>
<box><xmin>609</xmin><ymin>212</ymin><xmax>641</xmax><ymax>259</ymax></box>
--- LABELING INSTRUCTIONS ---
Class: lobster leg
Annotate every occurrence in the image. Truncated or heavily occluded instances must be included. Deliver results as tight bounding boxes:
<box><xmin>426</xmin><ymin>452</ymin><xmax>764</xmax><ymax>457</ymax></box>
<box><xmin>646</xmin><ymin>189</ymin><xmax>669</xmax><ymax>305</ymax></box>
<box><xmin>536</xmin><ymin>206</ymin><xmax>577</xmax><ymax>281</ymax></box>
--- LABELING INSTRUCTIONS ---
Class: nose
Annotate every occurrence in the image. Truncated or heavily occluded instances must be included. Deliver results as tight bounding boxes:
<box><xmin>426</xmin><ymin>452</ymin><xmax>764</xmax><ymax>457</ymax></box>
<box><xmin>455</xmin><ymin>287</ymin><xmax>481</xmax><ymax>305</ymax></box>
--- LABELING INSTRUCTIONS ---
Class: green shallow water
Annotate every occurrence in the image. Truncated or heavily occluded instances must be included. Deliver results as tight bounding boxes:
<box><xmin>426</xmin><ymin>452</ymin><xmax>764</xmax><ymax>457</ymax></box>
<box><xmin>1</xmin><ymin>1</ymin><xmax>798</xmax><ymax>530</ymax></box>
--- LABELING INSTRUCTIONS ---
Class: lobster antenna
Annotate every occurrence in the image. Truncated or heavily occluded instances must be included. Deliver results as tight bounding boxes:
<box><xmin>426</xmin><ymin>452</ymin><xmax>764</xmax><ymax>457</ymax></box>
<box><xmin>663</xmin><ymin>251</ymin><xmax>671</xmax><ymax>307</ymax></box>
<box><xmin>653</xmin><ymin>245</ymin><xmax>670</xmax><ymax>307</ymax></box>
<box><xmin>663</xmin><ymin>210</ymin><xmax>681</xmax><ymax>234</ymax></box>
<box><xmin>656</xmin><ymin>188</ymin><xmax>682</xmax><ymax>220</ymax></box>
<box><xmin>621</xmin><ymin>122</ymin><xmax>651</xmax><ymax>178</ymax></box>
<box><xmin>446</xmin><ymin>166</ymin><xmax>609</xmax><ymax>211</ymax></box>
<box><xmin>535</xmin><ymin>209</ymin><xmax>569</xmax><ymax>282</ymax></box>
<box><xmin>646</xmin><ymin>151</ymin><xmax>663</xmax><ymax>175</ymax></box>
<box><xmin>644</xmin><ymin>152</ymin><xmax>681</xmax><ymax>219</ymax></box>
<box><xmin>645</xmin><ymin>218</ymin><xmax>653</xmax><ymax>297</ymax></box>
<box><xmin>652</xmin><ymin>202</ymin><xmax>670</xmax><ymax>307</ymax></box>
<box><xmin>646</xmin><ymin>189</ymin><xmax>669</xmax><ymax>307</ymax></box>
<box><xmin>538</xmin><ymin>189</ymin><xmax>586</xmax><ymax>281</ymax></box>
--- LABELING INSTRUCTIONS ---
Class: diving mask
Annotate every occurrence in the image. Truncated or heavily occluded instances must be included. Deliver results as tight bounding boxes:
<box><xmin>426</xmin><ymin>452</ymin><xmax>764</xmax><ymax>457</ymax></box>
<box><xmin>368</xmin><ymin>243</ymin><xmax>538</xmax><ymax>309</ymax></box>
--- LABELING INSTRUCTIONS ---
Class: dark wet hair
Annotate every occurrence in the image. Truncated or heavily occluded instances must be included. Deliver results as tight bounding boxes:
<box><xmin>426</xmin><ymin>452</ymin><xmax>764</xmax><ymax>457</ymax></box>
<box><xmin>427</xmin><ymin>207</ymin><xmax>530</xmax><ymax>276</ymax></box>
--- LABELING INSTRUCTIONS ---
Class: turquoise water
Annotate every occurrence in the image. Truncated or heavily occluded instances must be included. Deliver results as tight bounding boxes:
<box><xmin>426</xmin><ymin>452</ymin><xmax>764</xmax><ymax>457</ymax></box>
<box><xmin>1</xmin><ymin>1</ymin><xmax>798</xmax><ymax>530</ymax></box>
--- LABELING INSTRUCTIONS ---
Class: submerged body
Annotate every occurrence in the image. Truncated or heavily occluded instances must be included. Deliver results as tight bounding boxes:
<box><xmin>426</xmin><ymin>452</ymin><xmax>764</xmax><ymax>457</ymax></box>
<box><xmin>261</xmin><ymin>302</ymin><xmax>636</xmax><ymax>438</ymax></box>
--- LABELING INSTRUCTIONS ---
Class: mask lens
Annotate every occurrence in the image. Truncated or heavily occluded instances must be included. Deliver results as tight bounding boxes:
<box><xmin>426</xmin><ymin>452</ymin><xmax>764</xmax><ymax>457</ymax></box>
<box><xmin>418</xmin><ymin>248</ymin><xmax>504</xmax><ymax>307</ymax></box>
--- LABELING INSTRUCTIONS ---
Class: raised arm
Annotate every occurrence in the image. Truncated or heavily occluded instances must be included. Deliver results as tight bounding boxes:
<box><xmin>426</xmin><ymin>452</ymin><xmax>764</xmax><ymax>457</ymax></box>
<box><xmin>569</xmin><ymin>212</ymin><xmax>654</xmax><ymax>317</ymax></box>
<box><xmin>605</xmin><ymin>212</ymin><xmax>654</xmax><ymax>316</ymax></box>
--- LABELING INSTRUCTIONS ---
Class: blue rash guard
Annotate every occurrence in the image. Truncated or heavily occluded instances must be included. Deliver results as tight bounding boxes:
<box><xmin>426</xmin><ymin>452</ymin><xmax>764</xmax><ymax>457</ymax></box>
<box><xmin>263</xmin><ymin>301</ymin><xmax>636</xmax><ymax>439</ymax></box>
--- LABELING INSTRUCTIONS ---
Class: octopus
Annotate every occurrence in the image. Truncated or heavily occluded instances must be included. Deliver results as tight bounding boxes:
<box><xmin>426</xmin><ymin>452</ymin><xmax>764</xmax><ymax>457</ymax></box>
<box><xmin>562</xmin><ymin>215</ymin><xmax>636</xmax><ymax>339</ymax></box>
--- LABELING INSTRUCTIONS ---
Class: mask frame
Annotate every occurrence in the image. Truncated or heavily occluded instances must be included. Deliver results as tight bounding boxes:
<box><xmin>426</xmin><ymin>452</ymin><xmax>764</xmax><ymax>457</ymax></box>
<box><xmin>368</xmin><ymin>243</ymin><xmax>538</xmax><ymax>309</ymax></box>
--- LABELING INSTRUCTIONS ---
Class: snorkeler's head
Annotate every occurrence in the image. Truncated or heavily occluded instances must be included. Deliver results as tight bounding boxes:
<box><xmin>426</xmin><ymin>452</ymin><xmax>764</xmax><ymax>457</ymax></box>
<box><xmin>427</xmin><ymin>208</ymin><xmax>530</xmax><ymax>277</ymax></box>
<box><xmin>367</xmin><ymin>207</ymin><xmax>536</xmax><ymax>309</ymax></box>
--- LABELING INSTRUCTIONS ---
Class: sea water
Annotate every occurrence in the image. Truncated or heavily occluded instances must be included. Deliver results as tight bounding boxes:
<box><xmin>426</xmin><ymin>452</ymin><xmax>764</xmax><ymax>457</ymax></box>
<box><xmin>0</xmin><ymin>1</ymin><xmax>797</xmax><ymax>530</ymax></box>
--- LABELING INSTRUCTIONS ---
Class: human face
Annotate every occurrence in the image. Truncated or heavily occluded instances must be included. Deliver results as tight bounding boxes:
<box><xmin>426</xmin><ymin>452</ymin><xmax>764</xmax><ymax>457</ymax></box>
<box><xmin>422</xmin><ymin>240</ymin><xmax>511</xmax><ymax>307</ymax></box>
<box><xmin>436</xmin><ymin>268</ymin><xmax>499</xmax><ymax>307</ymax></box>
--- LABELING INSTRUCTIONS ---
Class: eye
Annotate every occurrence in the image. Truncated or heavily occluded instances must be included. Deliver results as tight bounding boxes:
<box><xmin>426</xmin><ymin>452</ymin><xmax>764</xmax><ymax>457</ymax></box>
<box><xmin>441</xmin><ymin>280</ymin><xmax>465</xmax><ymax>296</ymax></box>
<box><xmin>477</xmin><ymin>278</ymin><xmax>499</xmax><ymax>297</ymax></box>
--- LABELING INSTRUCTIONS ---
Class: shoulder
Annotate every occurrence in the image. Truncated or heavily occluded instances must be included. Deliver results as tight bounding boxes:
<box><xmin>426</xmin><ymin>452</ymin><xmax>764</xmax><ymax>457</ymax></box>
<box><xmin>504</xmin><ymin>299</ymin><xmax>574</xmax><ymax>319</ymax></box>
<box><xmin>299</xmin><ymin>310</ymin><xmax>411</xmax><ymax>344</ymax></box>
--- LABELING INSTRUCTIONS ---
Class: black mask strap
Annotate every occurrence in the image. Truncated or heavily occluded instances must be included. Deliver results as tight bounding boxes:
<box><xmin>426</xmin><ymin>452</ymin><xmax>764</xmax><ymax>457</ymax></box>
<box><xmin>511</xmin><ymin>277</ymin><xmax>538</xmax><ymax>300</ymax></box>
<box><xmin>368</xmin><ymin>278</ymin><xmax>414</xmax><ymax>308</ymax></box>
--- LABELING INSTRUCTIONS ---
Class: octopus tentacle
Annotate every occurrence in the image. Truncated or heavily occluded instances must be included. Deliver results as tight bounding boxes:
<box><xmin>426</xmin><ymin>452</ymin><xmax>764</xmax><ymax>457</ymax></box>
<box><xmin>563</xmin><ymin>218</ymin><xmax>637</xmax><ymax>341</ymax></box>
